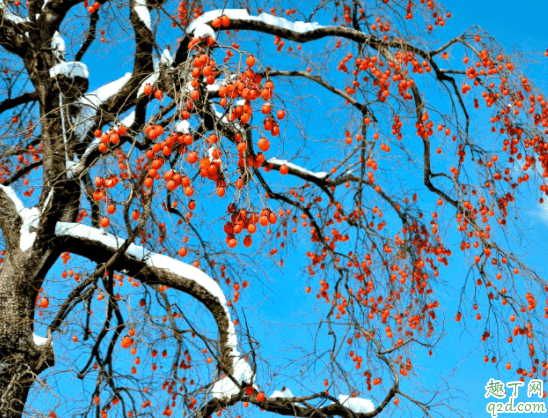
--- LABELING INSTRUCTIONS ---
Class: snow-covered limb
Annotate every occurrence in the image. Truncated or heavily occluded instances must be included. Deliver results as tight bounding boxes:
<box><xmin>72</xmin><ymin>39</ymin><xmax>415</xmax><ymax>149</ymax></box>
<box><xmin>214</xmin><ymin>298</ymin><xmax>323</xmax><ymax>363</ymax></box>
<box><xmin>333</xmin><ymin>394</ymin><xmax>375</xmax><ymax>413</ymax></box>
<box><xmin>0</xmin><ymin>184</ymin><xmax>40</xmax><ymax>252</ymax></box>
<box><xmin>160</xmin><ymin>48</ymin><xmax>173</xmax><ymax>66</ymax></box>
<box><xmin>267</xmin><ymin>158</ymin><xmax>328</xmax><ymax>180</ymax></box>
<box><xmin>56</xmin><ymin>221</ymin><xmax>254</xmax><ymax>397</ymax></box>
<box><xmin>49</xmin><ymin>62</ymin><xmax>89</xmax><ymax>79</ymax></box>
<box><xmin>55</xmin><ymin>222</ymin><xmax>240</xmax><ymax>355</ymax></box>
<box><xmin>187</xmin><ymin>9</ymin><xmax>323</xmax><ymax>36</ymax></box>
<box><xmin>210</xmin><ymin>357</ymin><xmax>255</xmax><ymax>399</ymax></box>
<box><xmin>120</xmin><ymin>111</ymin><xmax>135</xmax><ymax>128</ymax></box>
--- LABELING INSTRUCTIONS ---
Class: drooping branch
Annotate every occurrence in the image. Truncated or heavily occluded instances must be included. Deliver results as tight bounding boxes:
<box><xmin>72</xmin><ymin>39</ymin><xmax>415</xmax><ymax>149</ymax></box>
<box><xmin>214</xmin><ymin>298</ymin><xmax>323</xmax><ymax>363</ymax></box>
<box><xmin>54</xmin><ymin>222</ymin><xmax>246</xmax><ymax>376</ymax></box>
<box><xmin>1</xmin><ymin>161</ymin><xmax>43</xmax><ymax>187</ymax></box>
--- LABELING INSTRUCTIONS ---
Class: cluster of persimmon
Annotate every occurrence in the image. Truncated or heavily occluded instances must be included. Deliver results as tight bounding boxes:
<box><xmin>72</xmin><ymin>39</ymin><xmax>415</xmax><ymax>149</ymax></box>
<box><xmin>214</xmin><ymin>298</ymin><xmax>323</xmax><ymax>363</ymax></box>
<box><xmin>339</xmin><ymin>52</ymin><xmax>427</xmax><ymax>106</ymax></box>
<box><xmin>95</xmin><ymin>125</ymin><xmax>127</xmax><ymax>153</ymax></box>
<box><xmin>222</xmin><ymin>204</ymin><xmax>278</xmax><ymax>248</ymax></box>
<box><xmin>174</xmin><ymin>0</ymin><xmax>204</xmax><ymax>26</ymax></box>
<box><xmin>0</xmin><ymin>142</ymin><xmax>42</xmax><ymax>184</ymax></box>
<box><xmin>82</xmin><ymin>0</ymin><xmax>100</xmax><ymax>13</ymax></box>
<box><xmin>216</xmin><ymin>63</ymin><xmax>282</xmax><ymax>137</ymax></box>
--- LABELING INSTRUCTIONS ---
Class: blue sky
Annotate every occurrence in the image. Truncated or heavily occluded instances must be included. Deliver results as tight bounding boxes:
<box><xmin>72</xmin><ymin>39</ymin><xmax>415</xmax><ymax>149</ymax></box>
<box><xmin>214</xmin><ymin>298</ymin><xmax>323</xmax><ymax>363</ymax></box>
<box><xmin>234</xmin><ymin>1</ymin><xmax>548</xmax><ymax>416</ymax></box>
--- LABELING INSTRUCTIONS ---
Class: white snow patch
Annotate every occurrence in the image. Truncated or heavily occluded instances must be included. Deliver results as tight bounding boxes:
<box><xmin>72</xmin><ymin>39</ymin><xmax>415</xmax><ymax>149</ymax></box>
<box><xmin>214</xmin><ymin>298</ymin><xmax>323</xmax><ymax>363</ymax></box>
<box><xmin>334</xmin><ymin>395</ymin><xmax>375</xmax><ymax>413</ymax></box>
<box><xmin>0</xmin><ymin>184</ymin><xmax>24</xmax><ymax>213</ymax></box>
<box><xmin>2</xmin><ymin>5</ymin><xmax>28</xmax><ymax>24</ymax></box>
<box><xmin>187</xmin><ymin>9</ymin><xmax>323</xmax><ymax>36</ymax></box>
<box><xmin>160</xmin><ymin>48</ymin><xmax>173</xmax><ymax>66</ymax></box>
<box><xmin>267</xmin><ymin>158</ymin><xmax>327</xmax><ymax>179</ymax></box>
<box><xmin>270</xmin><ymin>388</ymin><xmax>293</xmax><ymax>398</ymax></box>
<box><xmin>208</xmin><ymin>147</ymin><xmax>221</xmax><ymax>163</ymax></box>
<box><xmin>121</xmin><ymin>111</ymin><xmax>135</xmax><ymax>128</ymax></box>
<box><xmin>137</xmin><ymin>72</ymin><xmax>159</xmax><ymax>98</ymax></box>
<box><xmin>65</xmin><ymin>160</ymin><xmax>77</xmax><ymax>178</ymax></box>
<box><xmin>74</xmin><ymin>72</ymin><xmax>132</xmax><ymax>142</ymax></box>
<box><xmin>175</xmin><ymin>120</ymin><xmax>190</xmax><ymax>134</ymax></box>
<box><xmin>192</xmin><ymin>23</ymin><xmax>216</xmax><ymax>39</ymax></box>
<box><xmin>33</xmin><ymin>333</ymin><xmax>48</xmax><ymax>346</ymax></box>
<box><xmin>206</xmin><ymin>83</ymin><xmax>221</xmax><ymax>93</ymax></box>
<box><xmin>18</xmin><ymin>205</ymin><xmax>39</xmax><ymax>252</ymax></box>
<box><xmin>50</xmin><ymin>61</ymin><xmax>89</xmax><ymax>79</ymax></box>
<box><xmin>133</xmin><ymin>0</ymin><xmax>151</xmax><ymax>30</ymax></box>
<box><xmin>55</xmin><ymin>222</ymin><xmax>242</xmax><ymax>359</ymax></box>
<box><xmin>42</xmin><ymin>189</ymin><xmax>53</xmax><ymax>211</ymax></box>
<box><xmin>51</xmin><ymin>31</ymin><xmax>65</xmax><ymax>61</ymax></box>
<box><xmin>79</xmin><ymin>138</ymin><xmax>101</xmax><ymax>161</ymax></box>
<box><xmin>0</xmin><ymin>184</ymin><xmax>40</xmax><ymax>251</ymax></box>
<box><xmin>211</xmin><ymin>357</ymin><xmax>254</xmax><ymax>399</ymax></box>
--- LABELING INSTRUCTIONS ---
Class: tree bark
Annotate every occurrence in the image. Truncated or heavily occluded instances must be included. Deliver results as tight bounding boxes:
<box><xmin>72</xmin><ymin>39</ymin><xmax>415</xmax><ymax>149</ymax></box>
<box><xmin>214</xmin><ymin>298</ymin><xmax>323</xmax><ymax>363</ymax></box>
<box><xmin>0</xmin><ymin>252</ymin><xmax>55</xmax><ymax>418</ymax></box>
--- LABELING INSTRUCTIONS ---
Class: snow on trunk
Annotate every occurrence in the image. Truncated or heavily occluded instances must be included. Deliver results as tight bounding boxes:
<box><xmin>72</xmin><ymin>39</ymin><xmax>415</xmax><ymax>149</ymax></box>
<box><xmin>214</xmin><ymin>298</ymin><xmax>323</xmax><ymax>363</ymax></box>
<box><xmin>33</xmin><ymin>333</ymin><xmax>48</xmax><ymax>346</ymax></box>
<box><xmin>0</xmin><ymin>184</ymin><xmax>40</xmax><ymax>252</ymax></box>
<box><xmin>51</xmin><ymin>31</ymin><xmax>65</xmax><ymax>61</ymax></box>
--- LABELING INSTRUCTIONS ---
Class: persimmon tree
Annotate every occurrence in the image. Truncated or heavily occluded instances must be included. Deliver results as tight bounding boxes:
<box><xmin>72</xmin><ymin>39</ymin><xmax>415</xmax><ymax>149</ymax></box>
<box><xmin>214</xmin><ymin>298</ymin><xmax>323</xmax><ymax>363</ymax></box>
<box><xmin>1</xmin><ymin>0</ymin><xmax>548</xmax><ymax>417</ymax></box>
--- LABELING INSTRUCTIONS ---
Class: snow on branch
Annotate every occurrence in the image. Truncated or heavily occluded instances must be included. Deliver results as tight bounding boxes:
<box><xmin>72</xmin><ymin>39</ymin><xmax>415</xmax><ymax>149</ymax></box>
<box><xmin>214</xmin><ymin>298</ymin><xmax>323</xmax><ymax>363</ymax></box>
<box><xmin>33</xmin><ymin>333</ymin><xmax>48</xmax><ymax>346</ymax></box>
<box><xmin>210</xmin><ymin>357</ymin><xmax>254</xmax><ymax>399</ymax></box>
<box><xmin>55</xmin><ymin>221</ymin><xmax>256</xmax><ymax>398</ymax></box>
<box><xmin>270</xmin><ymin>388</ymin><xmax>294</xmax><ymax>398</ymax></box>
<box><xmin>120</xmin><ymin>111</ymin><xmax>135</xmax><ymax>128</ymax></box>
<box><xmin>187</xmin><ymin>9</ymin><xmax>323</xmax><ymax>36</ymax></box>
<box><xmin>0</xmin><ymin>184</ymin><xmax>40</xmax><ymax>252</ymax></box>
<box><xmin>52</xmin><ymin>31</ymin><xmax>65</xmax><ymax>61</ymax></box>
<box><xmin>191</xmin><ymin>22</ymin><xmax>216</xmax><ymax>39</ymax></box>
<box><xmin>55</xmin><ymin>222</ymin><xmax>240</xmax><ymax>354</ymax></box>
<box><xmin>267</xmin><ymin>158</ymin><xmax>328</xmax><ymax>179</ymax></box>
<box><xmin>175</xmin><ymin>120</ymin><xmax>190</xmax><ymax>134</ymax></box>
<box><xmin>333</xmin><ymin>394</ymin><xmax>375</xmax><ymax>413</ymax></box>
<box><xmin>50</xmin><ymin>62</ymin><xmax>89</xmax><ymax>79</ymax></box>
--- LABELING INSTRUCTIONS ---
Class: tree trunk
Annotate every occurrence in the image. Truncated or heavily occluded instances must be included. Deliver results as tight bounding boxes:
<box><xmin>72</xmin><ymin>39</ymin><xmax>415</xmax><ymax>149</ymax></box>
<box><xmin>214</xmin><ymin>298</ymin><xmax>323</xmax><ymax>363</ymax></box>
<box><xmin>0</xmin><ymin>251</ymin><xmax>55</xmax><ymax>417</ymax></box>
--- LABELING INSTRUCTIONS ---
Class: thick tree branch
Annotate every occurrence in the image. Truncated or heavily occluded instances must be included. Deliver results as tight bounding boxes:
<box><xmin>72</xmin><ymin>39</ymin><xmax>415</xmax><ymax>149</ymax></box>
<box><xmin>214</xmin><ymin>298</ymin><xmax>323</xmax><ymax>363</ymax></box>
<box><xmin>54</xmin><ymin>222</ymin><xmax>243</xmax><ymax>375</ymax></box>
